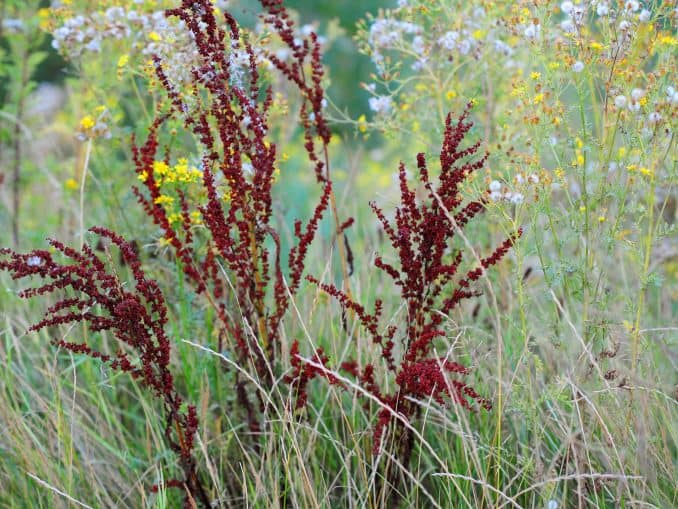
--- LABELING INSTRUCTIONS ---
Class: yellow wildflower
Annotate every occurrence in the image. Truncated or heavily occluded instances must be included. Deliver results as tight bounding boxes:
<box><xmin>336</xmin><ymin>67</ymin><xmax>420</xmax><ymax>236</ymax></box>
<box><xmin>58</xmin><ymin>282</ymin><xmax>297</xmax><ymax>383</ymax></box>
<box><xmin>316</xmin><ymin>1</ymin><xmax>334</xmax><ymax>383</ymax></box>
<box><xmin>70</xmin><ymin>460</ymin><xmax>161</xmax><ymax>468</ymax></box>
<box><xmin>117</xmin><ymin>54</ymin><xmax>129</xmax><ymax>80</ymax></box>
<box><xmin>65</xmin><ymin>178</ymin><xmax>79</xmax><ymax>191</ymax></box>
<box><xmin>153</xmin><ymin>160</ymin><xmax>170</xmax><ymax>177</ymax></box>
<box><xmin>358</xmin><ymin>114</ymin><xmax>367</xmax><ymax>133</ymax></box>
<box><xmin>38</xmin><ymin>8</ymin><xmax>51</xmax><ymax>30</ymax></box>
<box><xmin>80</xmin><ymin>116</ymin><xmax>95</xmax><ymax>130</ymax></box>
<box><xmin>657</xmin><ymin>34</ymin><xmax>677</xmax><ymax>46</ymax></box>
<box><xmin>167</xmin><ymin>213</ymin><xmax>182</xmax><ymax>224</ymax></box>
<box><xmin>190</xmin><ymin>211</ymin><xmax>202</xmax><ymax>224</ymax></box>
<box><xmin>639</xmin><ymin>167</ymin><xmax>653</xmax><ymax>178</ymax></box>
<box><xmin>154</xmin><ymin>195</ymin><xmax>174</xmax><ymax>206</ymax></box>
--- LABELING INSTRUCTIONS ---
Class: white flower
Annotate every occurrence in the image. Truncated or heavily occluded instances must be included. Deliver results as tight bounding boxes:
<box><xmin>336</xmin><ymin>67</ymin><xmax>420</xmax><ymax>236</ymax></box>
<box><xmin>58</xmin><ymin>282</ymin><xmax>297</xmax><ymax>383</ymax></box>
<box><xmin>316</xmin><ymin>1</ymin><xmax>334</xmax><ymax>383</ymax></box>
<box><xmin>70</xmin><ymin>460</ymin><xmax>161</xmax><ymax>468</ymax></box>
<box><xmin>515</xmin><ymin>174</ymin><xmax>525</xmax><ymax>184</ymax></box>
<box><xmin>2</xmin><ymin>18</ymin><xmax>24</xmax><ymax>33</ymax></box>
<box><xmin>631</xmin><ymin>88</ymin><xmax>645</xmax><ymax>101</ymax></box>
<box><xmin>493</xmin><ymin>39</ymin><xmax>514</xmax><ymax>56</ymax></box>
<box><xmin>596</xmin><ymin>3</ymin><xmax>609</xmax><ymax>16</ymax></box>
<box><xmin>489</xmin><ymin>180</ymin><xmax>502</xmax><ymax>192</ymax></box>
<box><xmin>85</xmin><ymin>38</ymin><xmax>101</xmax><ymax>52</ymax></box>
<box><xmin>638</xmin><ymin>9</ymin><xmax>651</xmax><ymax>22</ymax></box>
<box><xmin>458</xmin><ymin>38</ymin><xmax>472</xmax><ymax>55</ymax></box>
<box><xmin>438</xmin><ymin>31</ymin><xmax>459</xmax><ymax>51</ymax></box>
<box><xmin>489</xmin><ymin>191</ymin><xmax>503</xmax><ymax>202</ymax></box>
<box><xmin>572</xmin><ymin>61</ymin><xmax>585</xmax><ymax>73</ymax></box>
<box><xmin>92</xmin><ymin>121</ymin><xmax>111</xmax><ymax>139</ymax></box>
<box><xmin>510</xmin><ymin>192</ymin><xmax>525</xmax><ymax>204</ymax></box>
<box><xmin>614</xmin><ymin>95</ymin><xmax>627</xmax><ymax>108</ymax></box>
<box><xmin>412</xmin><ymin>36</ymin><xmax>425</xmax><ymax>55</ymax></box>
<box><xmin>572</xmin><ymin>5</ymin><xmax>586</xmax><ymax>23</ymax></box>
<box><xmin>411</xmin><ymin>58</ymin><xmax>427</xmax><ymax>71</ymax></box>
<box><xmin>608</xmin><ymin>161</ymin><xmax>618</xmax><ymax>172</ymax></box>
<box><xmin>400</xmin><ymin>22</ymin><xmax>420</xmax><ymax>34</ymax></box>
<box><xmin>275</xmin><ymin>48</ymin><xmax>290</xmax><ymax>61</ymax></box>
<box><xmin>369</xmin><ymin>19</ymin><xmax>401</xmax><ymax>47</ymax></box>
<box><xmin>368</xmin><ymin>95</ymin><xmax>392</xmax><ymax>114</ymax></box>
<box><xmin>27</xmin><ymin>256</ymin><xmax>43</xmax><ymax>267</ymax></box>
<box><xmin>561</xmin><ymin>19</ymin><xmax>576</xmax><ymax>33</ymax></box>
<box><xmin>561</xmin><ymin>1</ymin><xmax>574</xmax><ymax>14</ymax></box>
<box><xmin>619</xmin><ymin>20</ymin><xmax>631</xmax><ymax>31</ymax></box>
<box><xmin>529</xmin><ymin>173</ymin><xmax>540</xmax><ymax>184</ymax></box>
<box><xmin>624</xmin><ymin>1</ymin><xmax>640</xmax><ymax>13</ymax></box>
<box><xmin>547</xmin><ymin>500</ymin><xmax>558</xmax><ymax>509</ymax></box>
<box><xmin>524</xmin><ymin>23</ymin><xmax>541</xmax><ymax>40</ymax></box>
<box><xmin>105</xmin><ymin>6</ymin><xmax>125</xmax><ymax>21</ymax></box>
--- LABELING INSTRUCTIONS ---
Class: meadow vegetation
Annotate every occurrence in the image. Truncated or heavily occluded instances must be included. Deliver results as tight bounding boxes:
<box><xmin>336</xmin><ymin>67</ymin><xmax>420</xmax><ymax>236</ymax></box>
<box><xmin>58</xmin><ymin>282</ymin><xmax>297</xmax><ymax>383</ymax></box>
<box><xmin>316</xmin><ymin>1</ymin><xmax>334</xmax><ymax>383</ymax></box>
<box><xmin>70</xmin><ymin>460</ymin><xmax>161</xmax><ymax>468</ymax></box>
<box><xmin>0</xmin><ymin>0</ymin><xmax>675</xmax><ymax>507</ymax></box>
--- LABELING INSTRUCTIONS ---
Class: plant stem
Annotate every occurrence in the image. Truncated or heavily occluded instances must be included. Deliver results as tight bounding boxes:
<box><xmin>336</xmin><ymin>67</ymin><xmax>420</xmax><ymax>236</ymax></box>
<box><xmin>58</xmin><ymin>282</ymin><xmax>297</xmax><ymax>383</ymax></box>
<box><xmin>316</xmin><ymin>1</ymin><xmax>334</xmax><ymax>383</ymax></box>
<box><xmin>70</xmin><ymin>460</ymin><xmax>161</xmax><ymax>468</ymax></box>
<box><xmin>79</xmin><ymin>139</ymin><xmax>93</xmax><ymax>249</ymax></box>
<box><xmin>11</xmin><ymin>46</ymin><xmax>29</xmax><ymax>248</ymax></box>
<box><xmin>323</xmin><ymin>144</ymin><xmax>354</xmax><ymax>308</ymax></box>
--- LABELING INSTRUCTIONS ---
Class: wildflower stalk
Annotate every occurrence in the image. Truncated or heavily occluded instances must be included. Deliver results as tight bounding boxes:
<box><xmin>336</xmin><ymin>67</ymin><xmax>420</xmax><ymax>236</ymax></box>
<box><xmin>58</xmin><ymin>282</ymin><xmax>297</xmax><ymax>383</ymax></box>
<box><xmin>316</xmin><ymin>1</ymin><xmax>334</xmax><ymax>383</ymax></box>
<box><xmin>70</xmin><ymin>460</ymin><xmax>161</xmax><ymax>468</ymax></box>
<box><xmin>10</xmin><ymin>46</ymin><xmax>29</xmax><ymax>248</ymax></box>
<box><xmin>324</xmin><ymin>144</ymin><xmax>354</xmax><ymax>308</ymax></box>
<box><xmin>123</xmin><ymin>0</ymin><xmax>341</xmax><ymax>442</ymax></box>
<box><xmin>78</xmin><ymin>138</ymin><xmax>93</xmax><ymax>249</ymax></box>
<box><xmin>632</xmin><ymin>170</ymin><xmax>656</xmax><ymax>373</ymax></box>
<box><xmin>0</xmin><ymin>228</ymin><xmax>210</xmax><ymax>506</ymax></box>
<box><xmin>287</xmin><ymin>105</ymin><xmax>520</xmax><ymax>505</ymax></box>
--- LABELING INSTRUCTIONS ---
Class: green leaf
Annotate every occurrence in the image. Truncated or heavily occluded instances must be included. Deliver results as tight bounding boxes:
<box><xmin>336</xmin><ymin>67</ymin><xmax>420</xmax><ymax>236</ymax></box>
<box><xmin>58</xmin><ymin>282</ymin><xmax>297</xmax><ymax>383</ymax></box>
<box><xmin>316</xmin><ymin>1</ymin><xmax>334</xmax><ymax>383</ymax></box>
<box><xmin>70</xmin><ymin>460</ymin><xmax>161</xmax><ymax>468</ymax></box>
<box><xmin>26</xmin><ymin>51</ymin><xmax>48</xmax><ymax>74</ymax></box>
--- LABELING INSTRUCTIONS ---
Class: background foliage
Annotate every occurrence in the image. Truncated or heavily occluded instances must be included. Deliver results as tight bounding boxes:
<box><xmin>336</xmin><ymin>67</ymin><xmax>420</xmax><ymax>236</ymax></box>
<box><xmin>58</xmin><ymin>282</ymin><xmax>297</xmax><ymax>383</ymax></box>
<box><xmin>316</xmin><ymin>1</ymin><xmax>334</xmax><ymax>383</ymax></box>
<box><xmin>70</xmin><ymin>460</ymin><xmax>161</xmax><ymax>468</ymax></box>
<box><xmin>0</xmin><ymin>1</ymin><xmax>675</xmax><ymax>508</ymax></box>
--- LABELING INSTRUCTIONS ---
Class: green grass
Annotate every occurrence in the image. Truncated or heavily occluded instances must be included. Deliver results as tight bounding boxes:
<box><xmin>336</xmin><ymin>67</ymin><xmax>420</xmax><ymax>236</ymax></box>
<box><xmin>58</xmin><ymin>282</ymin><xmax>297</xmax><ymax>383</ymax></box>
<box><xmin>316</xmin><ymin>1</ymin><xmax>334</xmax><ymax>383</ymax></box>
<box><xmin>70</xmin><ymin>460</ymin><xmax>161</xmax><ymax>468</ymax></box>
<box><xmin>1</xmin><ymin>0</ymin><xmax>676</xmax><ymax>507</ymax></box>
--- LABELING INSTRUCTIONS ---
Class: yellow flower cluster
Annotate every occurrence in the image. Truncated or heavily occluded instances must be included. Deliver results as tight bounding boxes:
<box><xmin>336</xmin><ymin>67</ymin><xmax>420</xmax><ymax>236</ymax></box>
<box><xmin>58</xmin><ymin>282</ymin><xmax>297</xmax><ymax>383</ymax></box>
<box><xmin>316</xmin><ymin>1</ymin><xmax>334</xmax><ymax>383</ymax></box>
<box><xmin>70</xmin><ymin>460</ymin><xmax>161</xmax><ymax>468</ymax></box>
<box><xmin>139</xmin><ymin>158</ymin><xmax>202</xmax><ymax>186</ymax></box>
